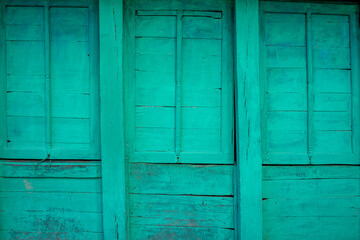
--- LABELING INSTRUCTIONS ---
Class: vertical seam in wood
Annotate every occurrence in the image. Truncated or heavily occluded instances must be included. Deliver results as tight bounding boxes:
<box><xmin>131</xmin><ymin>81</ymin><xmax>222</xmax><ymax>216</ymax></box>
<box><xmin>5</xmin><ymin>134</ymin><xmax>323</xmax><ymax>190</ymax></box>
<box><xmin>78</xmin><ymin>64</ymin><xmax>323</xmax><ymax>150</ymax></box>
<box><xmin>0</xmin><ymin>1</ymin><xmax>6</xmax><ymax>153</ymax></box>
<box><xmin>306</xmin><ymin>9</ymin><xmax>314</xmax><ymax>164</ymax></box>
<box><xmin>44</xmin><ymin>0</ymin><xmax>51</xmax><ymax>156</ymax></box>
<box><xmin>349</xmin><ymin>12</ymin><xmax>360</xmax><ymax>159</ymax></box>
<box><xmin>175</xmin><ymin>10</ymin><xmax>183</xmax><ymax>157</ymax></box>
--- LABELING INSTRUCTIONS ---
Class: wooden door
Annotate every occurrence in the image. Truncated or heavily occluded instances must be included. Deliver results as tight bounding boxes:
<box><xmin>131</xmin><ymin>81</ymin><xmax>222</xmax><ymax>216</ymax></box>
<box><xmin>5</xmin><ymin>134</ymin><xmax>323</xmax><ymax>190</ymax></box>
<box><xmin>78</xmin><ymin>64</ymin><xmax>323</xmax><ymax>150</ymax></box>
<box><xmin>124</xmin><ymin>0</ymin><xmax>235</xmax><ymax>239</ymax></box>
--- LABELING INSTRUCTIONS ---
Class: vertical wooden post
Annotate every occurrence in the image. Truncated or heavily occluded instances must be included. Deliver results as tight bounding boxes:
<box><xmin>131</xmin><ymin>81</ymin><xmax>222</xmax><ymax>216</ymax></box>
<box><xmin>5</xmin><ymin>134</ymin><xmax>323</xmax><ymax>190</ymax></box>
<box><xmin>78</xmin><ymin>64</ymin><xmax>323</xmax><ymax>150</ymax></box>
<box><xmin>234</xmin><ymin>0</ymin><xmax>262</xmax><ymax>239</ymax></box>
<box><xmin>99</xmin><ymin>0</ymin><xmax>126</xmax><ymax>239</ymax></box>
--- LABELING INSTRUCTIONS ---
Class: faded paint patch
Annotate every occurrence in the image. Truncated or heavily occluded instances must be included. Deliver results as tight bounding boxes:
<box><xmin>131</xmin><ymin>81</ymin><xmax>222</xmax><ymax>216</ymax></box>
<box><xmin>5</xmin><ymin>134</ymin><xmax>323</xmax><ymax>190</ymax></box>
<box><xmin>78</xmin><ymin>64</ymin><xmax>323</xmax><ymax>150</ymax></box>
<box><xmin>23</xmin><ymin>179</ymin><xmax>34</xmax><ymax>190</ymax></box>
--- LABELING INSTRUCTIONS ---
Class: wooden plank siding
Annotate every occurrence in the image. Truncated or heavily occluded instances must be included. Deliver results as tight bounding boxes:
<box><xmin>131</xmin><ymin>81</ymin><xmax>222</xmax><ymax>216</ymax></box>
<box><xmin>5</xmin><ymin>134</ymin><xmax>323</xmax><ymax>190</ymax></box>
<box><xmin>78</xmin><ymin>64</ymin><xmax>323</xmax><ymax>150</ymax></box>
<box><xmin>260</xmin><ymin>2</ymin><xmax>360</xmax><ymax>240</ymax></box>
<box><xmin>0</xmin><ymin>1</ymin><xmax>358</xmax><ymax>240</ymax></box>
<box><xmin>0</xmin><ymin>161</ymin><xmax>103</xmax><ymax>239</ymax></box>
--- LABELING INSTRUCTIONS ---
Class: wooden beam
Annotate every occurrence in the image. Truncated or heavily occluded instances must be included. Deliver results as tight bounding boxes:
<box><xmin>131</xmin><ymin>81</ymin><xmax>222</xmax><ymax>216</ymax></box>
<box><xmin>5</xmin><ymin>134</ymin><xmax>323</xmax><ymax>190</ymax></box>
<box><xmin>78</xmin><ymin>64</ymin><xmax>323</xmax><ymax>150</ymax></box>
<box><xmin>234</xmin><ymin>0</ymin><xmax>262</xmax><ymax>239</ymax></box>
<box><xmin>99</xmin><ymin>0</ymin><xmax>126</xmax><ymax>239</ymax></box>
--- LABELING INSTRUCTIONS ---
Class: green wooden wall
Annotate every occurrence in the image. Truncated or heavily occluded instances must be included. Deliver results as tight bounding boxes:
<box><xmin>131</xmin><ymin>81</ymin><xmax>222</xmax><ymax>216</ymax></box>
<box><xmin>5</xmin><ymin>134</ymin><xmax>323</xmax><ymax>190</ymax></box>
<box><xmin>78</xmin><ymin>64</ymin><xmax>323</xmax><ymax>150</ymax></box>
<box><xmin>0</xmin><ymin>0</ymin><xmax>359</xmax><ymax>240</ymax></box>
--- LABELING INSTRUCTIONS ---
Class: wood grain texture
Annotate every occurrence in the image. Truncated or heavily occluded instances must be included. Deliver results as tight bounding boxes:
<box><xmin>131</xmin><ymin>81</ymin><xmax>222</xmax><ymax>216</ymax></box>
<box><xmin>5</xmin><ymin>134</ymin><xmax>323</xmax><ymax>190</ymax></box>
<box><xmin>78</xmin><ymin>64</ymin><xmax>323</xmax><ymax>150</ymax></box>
<box><xmin>263</xmin><ymin>165</ymin><xmax>360</xmax><ymax>240</ymax></box>
<box><xmin>0</xmin><ymin>1</ymin><xmax>100</xmax><ymax>159</ymax></box>
<box><xmin>99</xmin><ymin>0</ymin><xmax>126</xmax><ymax>239</ymax></box>
<box><xmin>234</xmin><ymin>0</ymin><xmax>262</xmax><ymax>239</ymax></box>
<box><xmin>261</xmin><ymin>1</ymin><xmax>360</xmax><ymax>165</ymax></box>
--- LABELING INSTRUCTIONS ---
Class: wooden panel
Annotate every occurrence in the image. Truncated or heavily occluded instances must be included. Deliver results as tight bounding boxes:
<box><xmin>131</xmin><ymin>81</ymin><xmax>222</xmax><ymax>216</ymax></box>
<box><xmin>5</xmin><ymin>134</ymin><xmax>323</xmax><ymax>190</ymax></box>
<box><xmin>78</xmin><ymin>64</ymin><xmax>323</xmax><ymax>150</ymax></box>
<box><xmin>261</xmin><ymin>3</ymin><xmax>359</xmax><ymax>165</ymax></box>
<box><xmin>131</xmin><ymin>225</ymin><xmax>234</xmax><ymax>240</ymax></box>
<box><xmin>0</xmin><ymin>161</ymin><xmax>101</xmax><ymax>178</ymax></box>
<box><xmin>265</xmin><ymin>14</ymin><xmax>305</xmax><ymax>46</ymax></box>
<box><xmin>263</xmin><ymin>166</ymin><xmax>360</xmax><ymax>180</ymax></box>
<box><xmin>135</xmin><ymin>15</ymin><xmax>176</xmax><ymax>37</ymax></box>
<box><xmin>1</xmin><ymin>2</ymin><xmax>99</xmax><ymax>159</ymax></box>
<box><xmin>263</xmin><ymin>217</ymin><xmax>360</xmax><ymax>240</ymax></box>
<box><xmin>130</xmin><ymin>194</ymin><xmax>234</xmax><ymax>228</ymax></box>
<box><xmin>129</xmin><ymin>163</ymin><xmax>233</xmax><ymax>195</ymax></box>
<box><xmin>0</xmin><ymin>231</ymin><xmax>102</xmax><ymax>240</ymax></box>
<box><xmin>263</xmin><ymin>165</ymin><xmax>360</xmax><ymax>239</ymax></box>
<box><xmin>182</xmin><ymin>16</ymin><xmax>222</xmax><ymax>39</ymax></box>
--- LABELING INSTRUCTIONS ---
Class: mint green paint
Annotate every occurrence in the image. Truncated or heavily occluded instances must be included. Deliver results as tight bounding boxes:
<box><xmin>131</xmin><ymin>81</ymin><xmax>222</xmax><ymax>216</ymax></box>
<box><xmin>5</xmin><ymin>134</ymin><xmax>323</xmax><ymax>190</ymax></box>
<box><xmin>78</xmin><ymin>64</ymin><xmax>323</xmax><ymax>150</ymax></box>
<box><xmin>123</xmin><ymin>1</ymin><xmax>235</xmax><ymax>238</ymax></box>
<box><xmin>0</xmin><ymin>0</ymin><xmax>359</xmax><ymax>240</ymax></box>
<box><xmin>260</xmin><ymin>2</ymin><xmax>360</xmax><ymax>165</ymax></box>
<box><xmin>0</xmin><ymin>0</ymin><xmax>100</xmax><ymax>160</ymax></box>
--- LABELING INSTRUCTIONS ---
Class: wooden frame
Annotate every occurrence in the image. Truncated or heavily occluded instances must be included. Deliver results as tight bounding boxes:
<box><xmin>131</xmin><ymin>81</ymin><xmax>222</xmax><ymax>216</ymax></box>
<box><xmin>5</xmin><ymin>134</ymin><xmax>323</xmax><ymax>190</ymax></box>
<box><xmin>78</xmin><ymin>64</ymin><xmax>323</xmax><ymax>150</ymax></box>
<box><xmin>0</xmin><ymin>0</ymin><xmax>100</xmax><ymax>160</ymax></box>
<box><xmin>100</xmin><ymin>0</ymin><xmax>262</xmax><ymax>239</ymax></box>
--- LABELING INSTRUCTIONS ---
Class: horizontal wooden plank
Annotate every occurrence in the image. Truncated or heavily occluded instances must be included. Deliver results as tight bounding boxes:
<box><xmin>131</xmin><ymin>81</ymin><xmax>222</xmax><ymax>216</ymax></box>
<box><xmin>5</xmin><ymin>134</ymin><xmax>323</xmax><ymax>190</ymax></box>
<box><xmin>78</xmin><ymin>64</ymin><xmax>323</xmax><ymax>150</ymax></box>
<box><xmin>181</xmin><ymin>128</ymin><xmax>221</xmax><ymax>152</ymax></box>
<box><xmin>267</xmin><ymin>130</ymin><xmax>307</xmax><ymax>153</ymax></box>
<box><xmin>265</xmin><ymin>19</ymin><xmax>305</xmax><ymax>47</ymax></box>
<box><xmin>0</xmin><ymin>161</ymin><xmax>101</xmax><ymax>178</ymax></box>
<box><xmin>6</xmin><ymin>25</ymin><xmax>44</xmax><ymax>41</ymax></box>
<box><xmin>267</xmin><ymin>93</ymin><xmax>307</xmax><ymax>111</ymax></box>
<box><xmin>267</xmin><ymin>68</ymin><xmax>306</xmax><ymax>93</ymax></box>
<box><xmin>51</xmin><ymin>75</ymin><xmax>90</xmax><ymax>93</ymax></box>
<box><xmin>135</xmin><ymin>128</ymin><xmax>175</xmax><ymax>152</ymax></box>
<box><xmin>263</xmin><ymin>179</ymin><xmax>360</xmax><ymax>198</ymax></box>
<box><xmin>312</xmin><ymin>17</ymin><xmax>350</xmax><ymax>48</ymax></box>
<box><xmin>0</xmin><ymin>230</ymin><xmax>103</xmax><ymax>240</ymax></box>
<box><xmin>313</xmin><ymin>112</ymin><xmax>351</xmax><ymax>131</ymax></box>
<box><xmin>263</xmin><ymin>197</ymin><xmax>360</xmax><ymax>217</ymax></box>
<box><xmin>136</xmin><ymin>53</ymin><xmax>175</xmax><ymax>72</ymax></box>
<box><xmin>263</xmin><ymin>166</ymin><xmax>360</xmax><ymax>180</ymax></box>
<box><xmin>0</xmin><ymin>192</ymin><xmax>102</xmax><ymax>213</ymax></box>
<box><xmin>130</xmin><ymin>194</ymin><xmax>234</xmax><ymax>228</ymax></box>
<box><xmin>182</xmin><ymin>16</ymin><xmax>221</xmax><ymax>39</ymax></box>
<box><xmin>6</xmin><ymin>75</ymin><xmax>45</xmax><ymax>92</ymax></box>
<box><xmin>136</xmin><ymin>37</ymin><xmax>175</xmax><ymax>54</ymax></box>
<box><xmin>131</xmin><ymin>225</ymin><xmax>234</xmax><ymax>240</ymax></box>
<box><xmin>267</xmin><ymin>112</ymin><xmax>306</xmax><ymax>131</ymax></box>
<box><xmin>313</xmin><ymin>47</ymin><xmax>350</xmax><ymax>69</ymax></box>
<box><xmin>314</xmin><ymin>93</ymin><xmax>351</xmax><ymax>112</ymax></box>
<box><xmin>6</xmin><ymin>41</ymin><xmax>45</xmax><ymax>75</ymax></box>
<box><xmin>0</xmin><ymin>177</ymin><xmax>101</xmax><ymax>192</ymax></box>
<box><xmin>5</xmin><ymin>6</ymin><xmax>44</xmax><ymax>25</ymax></box>
<box><xmin>51</xmin><ymin>24</ymin><xmax>88</xmax><ymax>42</ymax></box>
<box><xmin>129</xmin><ymin>163</ymin><xmax>233</xmax><ymax>195</ymax></box>
<box><xmin>7</xmin><ymin>92</ymin><xmax>45</xmax><ymax>117</ymax></box>
<box><xmin>50</xmin><ymin>7</ymin><xmax>89</xmax><ymax>26</ymax></box>
<box><xmin>51</xmin><ymin>118</ymin><xmax>90</xmax><ymax>144</ymax></box>
<box><xmin>135</xmin><ymin>71</ymin><xmax>175</xmax><ymax>89</ymax></box>
<box><xmin>136</xmin><ymin>107</ymin><xmax>175</xmax><ymax>128</ymax></box>
<box><xmin>7</xmin><ymin>116</ymin><xmax>45</xmax><ymax>143</ymax></box>
<box><xmin>135</xmin><ymin>15</ymin><xmax>176</xmax><ymax>37</ymax></box>
<box><xmin>263</xmin><ymin>216</ymin><xmax>360</xmax><ymax>239</ymax></box>
<box><xmin>50</xmin><ymin>41</ymin><xmax>89</xmax><ymax>74</ymax></box>
<box><xmin>0</xmin><ymin>211</ymin><xmax>102</xmax><ymax>233</ymax></box>
<box><xmin>266</xmin><ymin>46</ymin><xmax>306</xmax><ymax>68</ymax></box>
<box><xmin>313</xmin><ymin>131</ymin><xmax>352</xmax><ymax>154</ymax></box>
<box><xmin>136</xmin><ymin>87</ymin><xmax>175</xmax><ymax>106</ymax></box>
<box><xmin>314</xmin><ymin>69</ymin><xmax>351</xmax><ymax>93</ymax></box>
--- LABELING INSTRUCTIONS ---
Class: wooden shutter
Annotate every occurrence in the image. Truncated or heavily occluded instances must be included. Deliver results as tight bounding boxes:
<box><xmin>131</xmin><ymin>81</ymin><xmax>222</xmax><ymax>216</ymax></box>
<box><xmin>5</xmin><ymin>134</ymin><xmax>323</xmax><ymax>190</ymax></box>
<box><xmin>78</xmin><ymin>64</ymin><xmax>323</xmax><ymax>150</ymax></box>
<box><xmin>0</xmin><ymin>0</ymin><xmax>99</xmax><ymax>159</ymax></box>
<box><xmin>125</xmin><ymin>9</ymin><xmax>234</xmax><ymax>164</ymax></box>
<box><xmin>260</xmin><ymin>2</ymin><xmax>360</xmax><ymax>164</ymax></box>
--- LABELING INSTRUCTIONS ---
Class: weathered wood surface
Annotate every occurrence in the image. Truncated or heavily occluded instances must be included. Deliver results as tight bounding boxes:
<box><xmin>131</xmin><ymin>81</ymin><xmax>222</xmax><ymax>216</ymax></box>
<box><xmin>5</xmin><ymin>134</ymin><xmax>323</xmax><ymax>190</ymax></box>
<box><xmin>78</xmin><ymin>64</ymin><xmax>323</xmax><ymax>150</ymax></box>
<box><xmin>235</xmin><ymin>0</ymin><xmax>263</xmax><ymax>239</ymax></box>
<box><xmin>99</xmin><ymin>0</ymin><xmax>127</xmax><ymax>239</ymax></box>
<box><xmin>260</xmin><ymin>2</ymin><xmax>359</xmax><ymax>165</ymax></box>
<box><xmin>263</xmin><ymin>165</ymin><xmax>360</xmax><ymax>240</ymax></box>
<box><xmin>124</xmin><ymin>1</ymin><xmax>235</xmax><ymax>239</ymax></box>
<box><xmin>0</xmin><ymin>1</ymin><xmax>100</xmax><ymax>159</ymax></box>
<box><xmin>0</xmin><ymin>163</ymin><xmax>103</xmax><ymax>239</ymax></box>
<box><xmin>0</xmin><ymin>160</ymin><xmax>101</xmax><ymax>178</ymax></box>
